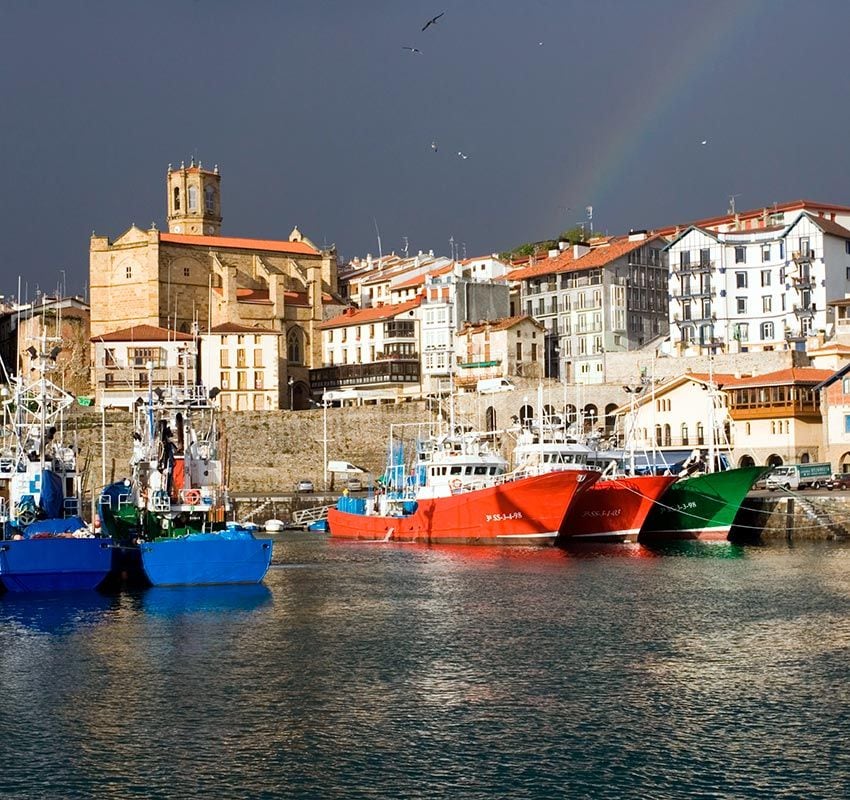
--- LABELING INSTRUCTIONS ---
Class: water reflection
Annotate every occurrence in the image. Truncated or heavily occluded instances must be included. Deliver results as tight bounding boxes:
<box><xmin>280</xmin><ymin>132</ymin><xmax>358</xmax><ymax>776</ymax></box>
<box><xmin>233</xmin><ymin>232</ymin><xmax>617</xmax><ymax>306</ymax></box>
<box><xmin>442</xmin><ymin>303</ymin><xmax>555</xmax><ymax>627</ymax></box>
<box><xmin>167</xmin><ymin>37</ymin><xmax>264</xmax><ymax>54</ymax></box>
<box><xmin>138</xmin><ymin>584</ymin><xmax>273</xmax><ymax>617</ymax></box>
<box><xmin>0</xmin><ymin>591</ymin><xmax>118</xmax><ymax>636</ymax></box>
<box><xmin>639</xmin><ymin>540</ymin><xmax>749</xmax><ymax>559</ymax></box>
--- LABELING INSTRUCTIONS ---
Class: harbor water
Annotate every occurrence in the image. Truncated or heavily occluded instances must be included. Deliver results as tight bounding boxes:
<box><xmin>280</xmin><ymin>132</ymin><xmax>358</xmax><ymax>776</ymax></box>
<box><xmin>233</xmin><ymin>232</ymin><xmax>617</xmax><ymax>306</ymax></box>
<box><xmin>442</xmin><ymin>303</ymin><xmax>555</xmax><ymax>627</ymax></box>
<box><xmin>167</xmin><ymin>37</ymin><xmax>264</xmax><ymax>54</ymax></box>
<box><xmin>1</xmin><ymin>533</ymin><xmax>849</xmax><ymax>799</ymax></box>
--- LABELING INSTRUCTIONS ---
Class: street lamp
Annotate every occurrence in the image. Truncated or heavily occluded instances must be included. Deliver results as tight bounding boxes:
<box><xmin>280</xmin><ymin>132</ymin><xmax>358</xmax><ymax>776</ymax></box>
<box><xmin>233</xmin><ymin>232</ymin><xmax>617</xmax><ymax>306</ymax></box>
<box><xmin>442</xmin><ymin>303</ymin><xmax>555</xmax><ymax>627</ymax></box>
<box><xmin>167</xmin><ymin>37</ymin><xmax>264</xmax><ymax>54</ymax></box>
<box><xmin>288</xmin><ymin>376</ymin><xmax>294</xmax><ymax>410</ymax></box>
<box><xmin>322</xmin><ymin>391</ymin><xmax>329</xmax><ymax>490</ymax></box>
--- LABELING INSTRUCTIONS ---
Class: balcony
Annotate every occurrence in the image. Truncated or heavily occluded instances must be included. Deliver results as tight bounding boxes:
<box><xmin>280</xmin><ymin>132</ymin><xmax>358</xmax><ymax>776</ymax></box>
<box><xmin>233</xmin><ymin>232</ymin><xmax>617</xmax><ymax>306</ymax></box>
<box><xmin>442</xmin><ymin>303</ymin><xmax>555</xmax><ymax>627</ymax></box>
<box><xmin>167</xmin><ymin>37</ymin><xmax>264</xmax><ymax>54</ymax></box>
<box><xmin>792</xmin><ymin>250</ymin><xmax>815</xmax><ymax>264</ymax></box>
<box><xmin>791</xmin><ymin>274</ymin><xmax>814</xmax><ymax>289</ymax></box>
<box><xmin>383</xmin><ymin>321</ymin><xmax>415</xmax><ymax>339</ymax></box>
<box><xmin>310</xmin><ymin>359</ymin><xmax>420</xmax><ymax>390</ymax></box>
<box><xmin>98</xmin><ymin>366</ymin><xmax>174</xmax><ymax>387</ymax></box>
<box><xmin>793</xmin><ymin>304</ymin><xmax>815</xmax><ymax>318</ymax></box>
<box><xmin>675</xmin><ymin>286</ymin><xmax>715</xmax><ymax>300</ymax></box>
<box><xmin>672</xmin><ymin>260</ymin><xmax>713</xmax><ymax>274</ymax></box>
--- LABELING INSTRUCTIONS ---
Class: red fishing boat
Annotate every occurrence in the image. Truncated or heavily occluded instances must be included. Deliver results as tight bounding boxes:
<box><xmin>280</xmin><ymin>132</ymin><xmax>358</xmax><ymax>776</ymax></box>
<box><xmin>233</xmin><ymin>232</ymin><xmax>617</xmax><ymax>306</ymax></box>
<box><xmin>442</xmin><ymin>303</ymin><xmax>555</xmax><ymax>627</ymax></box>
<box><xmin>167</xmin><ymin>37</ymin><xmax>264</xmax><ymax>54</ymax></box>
<box><xmin>511</xmin><ymin>430</ymin><xmax>677</xmax><ymax>543</ymax></box>
<box><xmin>561</xmin><ymin>474</ymin><xmax>678</xmax><ymax>543</ymax></box>
<box><xmin>327</xmin><ymin>427</ymin><xmax>600</xmax><ymax>545</ymax></box>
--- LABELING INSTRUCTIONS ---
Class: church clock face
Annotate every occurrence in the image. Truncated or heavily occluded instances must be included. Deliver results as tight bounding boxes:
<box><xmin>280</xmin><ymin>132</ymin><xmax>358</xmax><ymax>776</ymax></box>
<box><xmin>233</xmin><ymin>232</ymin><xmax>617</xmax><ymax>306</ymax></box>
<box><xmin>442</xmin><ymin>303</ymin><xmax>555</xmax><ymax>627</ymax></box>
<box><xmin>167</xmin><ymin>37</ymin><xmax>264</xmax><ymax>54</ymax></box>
<box><xmin>206</xmin><ymin>225</ymin><xmax>214</xmax><ymax>234</ymax></box>
<box><xmin>173</xmin><ymin>224</ymin><xmax>182</xmax><ymax>233</ymax></box>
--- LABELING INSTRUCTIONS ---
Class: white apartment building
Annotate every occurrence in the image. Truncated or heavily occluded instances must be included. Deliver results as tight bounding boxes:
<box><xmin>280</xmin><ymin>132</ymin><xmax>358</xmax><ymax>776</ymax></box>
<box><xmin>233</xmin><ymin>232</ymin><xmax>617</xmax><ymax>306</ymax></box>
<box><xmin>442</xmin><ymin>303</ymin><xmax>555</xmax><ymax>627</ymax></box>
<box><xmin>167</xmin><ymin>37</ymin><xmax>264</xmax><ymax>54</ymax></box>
<box><xmin>667</xmin><ymin>212</ymin><xmax>850</xmax><ymax>355</ymax></box>
<box><xmin>420</xmin><ymin>260</ymin><xmax>510</xmax><ymax>395</ymax></box>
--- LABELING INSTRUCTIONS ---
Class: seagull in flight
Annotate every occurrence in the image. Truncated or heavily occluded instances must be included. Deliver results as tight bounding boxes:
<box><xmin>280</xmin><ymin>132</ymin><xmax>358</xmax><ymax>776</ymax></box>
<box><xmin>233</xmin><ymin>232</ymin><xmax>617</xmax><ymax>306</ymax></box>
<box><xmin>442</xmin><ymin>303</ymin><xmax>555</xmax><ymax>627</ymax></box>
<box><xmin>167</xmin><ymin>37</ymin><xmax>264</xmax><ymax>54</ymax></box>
<box><xmin>403</xmin><ymin>46</ymin><xmax>422</xmax><ymax>54</ymax></box>
<box><xmin>431</xmin><ymin>140</ymin><xmax>438</xmax><ymax>153</ymax></box>
<box><xmin>701</xmin><ymin>139</ymin><xmax>708</xmax><ymax>145</ymax></box>
<box><xmin>422</xmin><ymin>12</ymin><xmax>444</xmax><ymax>31</ymax></box>
<box><xmin>457</xmin><ymin>151</ymin><xmax>469</xmax><ymax>160</ymax></box>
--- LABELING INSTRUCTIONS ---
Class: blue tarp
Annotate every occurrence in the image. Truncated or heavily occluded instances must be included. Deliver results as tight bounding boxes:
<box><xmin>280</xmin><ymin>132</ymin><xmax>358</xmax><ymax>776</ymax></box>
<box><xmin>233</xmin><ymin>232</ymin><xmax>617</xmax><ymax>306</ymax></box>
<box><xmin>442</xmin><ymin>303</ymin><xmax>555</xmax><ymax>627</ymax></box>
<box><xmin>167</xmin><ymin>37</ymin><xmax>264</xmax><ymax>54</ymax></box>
<box><xmin>25</xmin><ymin>516</ymin><xmax>87</xmax><ymax>537</ymax></box>
<box><xmin>38</xmin><ymin>470</ymin><xmax>64</xmax><ymax>519</ymax></box>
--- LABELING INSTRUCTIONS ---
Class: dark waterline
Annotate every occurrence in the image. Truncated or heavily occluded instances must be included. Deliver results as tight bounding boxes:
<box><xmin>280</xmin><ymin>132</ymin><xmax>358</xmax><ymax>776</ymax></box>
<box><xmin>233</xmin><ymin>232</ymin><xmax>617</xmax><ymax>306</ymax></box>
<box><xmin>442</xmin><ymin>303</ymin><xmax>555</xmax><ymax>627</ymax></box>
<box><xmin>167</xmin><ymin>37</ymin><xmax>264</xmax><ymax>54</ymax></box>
<box><xmin>1</xmin><ymin>535</ymin><xmax>849</xmax><ymax>799</ymax></box>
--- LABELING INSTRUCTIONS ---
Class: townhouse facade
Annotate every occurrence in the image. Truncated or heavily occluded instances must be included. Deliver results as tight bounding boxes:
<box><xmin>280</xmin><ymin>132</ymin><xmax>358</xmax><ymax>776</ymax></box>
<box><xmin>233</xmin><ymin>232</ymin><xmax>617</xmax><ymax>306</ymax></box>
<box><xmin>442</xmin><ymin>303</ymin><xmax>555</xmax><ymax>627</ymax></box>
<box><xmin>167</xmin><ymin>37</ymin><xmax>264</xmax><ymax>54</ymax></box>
<box><xmin>454</xmin><ymin>315</ymin><xmax>545</xmax><ymax>391</ymax></box>
<box><xmin>311</xmin><ymin>298</ymin><xmax>422</xmax><ymax>401</ymax></box>
<box><xmin>510</xmin><ymin>233</ymin><xmax>669</xmax><ymax>385</ymax></box>
<box><xmin>92</xmin><ymin>323</ymin><xmax>281</xmax><ymax>410</ymax></box>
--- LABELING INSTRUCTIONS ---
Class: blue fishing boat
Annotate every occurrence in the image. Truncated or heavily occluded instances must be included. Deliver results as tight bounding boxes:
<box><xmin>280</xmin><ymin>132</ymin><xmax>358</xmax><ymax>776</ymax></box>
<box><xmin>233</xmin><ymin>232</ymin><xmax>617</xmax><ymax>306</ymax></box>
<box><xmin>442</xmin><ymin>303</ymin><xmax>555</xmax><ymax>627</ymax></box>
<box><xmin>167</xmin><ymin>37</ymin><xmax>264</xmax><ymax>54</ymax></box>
<box><xmin>0</xmin><ymin>332</ymin><xmax>113</xmax><ymax>593</ymax></box>
<box><xmin>98</xmin><ymin>360</ymin><xmax>272</xmax><ymax>586</ymax></box>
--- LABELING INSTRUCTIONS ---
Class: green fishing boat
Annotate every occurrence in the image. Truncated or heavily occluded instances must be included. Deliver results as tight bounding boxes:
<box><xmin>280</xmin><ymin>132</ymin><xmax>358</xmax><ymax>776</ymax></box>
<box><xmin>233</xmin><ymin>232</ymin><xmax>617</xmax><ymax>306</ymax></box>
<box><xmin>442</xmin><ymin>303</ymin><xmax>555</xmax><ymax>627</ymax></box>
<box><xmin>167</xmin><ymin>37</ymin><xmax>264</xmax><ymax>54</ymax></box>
<box><xmin>639</xmin><ymin>465</ymin><xmax>770</xmax><ymax>542</ymax></box>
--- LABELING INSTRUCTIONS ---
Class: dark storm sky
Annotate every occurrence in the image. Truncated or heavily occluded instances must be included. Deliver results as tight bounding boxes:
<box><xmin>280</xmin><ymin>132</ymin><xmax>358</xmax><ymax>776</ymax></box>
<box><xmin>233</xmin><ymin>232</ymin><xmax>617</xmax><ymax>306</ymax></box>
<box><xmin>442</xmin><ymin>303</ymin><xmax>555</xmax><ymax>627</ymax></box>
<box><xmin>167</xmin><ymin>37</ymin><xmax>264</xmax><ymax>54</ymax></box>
<box><xmin>2</xmin><ymin>0</ymin><xmax>850</xmax><ymax>297</ymax></box>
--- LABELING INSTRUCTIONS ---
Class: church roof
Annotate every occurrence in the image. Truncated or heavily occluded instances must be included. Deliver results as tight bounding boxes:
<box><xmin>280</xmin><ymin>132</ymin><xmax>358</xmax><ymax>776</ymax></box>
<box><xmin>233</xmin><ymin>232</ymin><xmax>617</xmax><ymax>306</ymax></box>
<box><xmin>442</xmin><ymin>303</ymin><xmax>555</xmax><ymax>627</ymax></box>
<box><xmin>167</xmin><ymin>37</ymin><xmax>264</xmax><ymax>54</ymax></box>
<box><xmin>159</xmin><ymin>232</ymin><xmax>319</xmax><ymax>256</ymax></box>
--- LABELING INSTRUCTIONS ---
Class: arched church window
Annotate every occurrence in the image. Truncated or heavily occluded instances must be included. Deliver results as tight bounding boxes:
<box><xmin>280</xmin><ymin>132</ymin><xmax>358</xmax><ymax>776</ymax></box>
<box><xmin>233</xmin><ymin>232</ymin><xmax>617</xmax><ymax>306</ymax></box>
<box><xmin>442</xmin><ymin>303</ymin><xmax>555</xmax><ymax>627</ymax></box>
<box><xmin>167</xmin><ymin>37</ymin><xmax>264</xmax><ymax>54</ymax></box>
<box><xmin>188</xmin><ymin>186</ymin><xmax>198</xmax><ymax>212</ymax></box>
<box><xmin>173</xmin><ymin>186</ymin><xmax>181</xmax><ymax>211</ymax></box>
<box><xmin>205</xmin><ymin>185</ymin><xmax>215</xmax><ymax>212</ymax></box>
<box><xmin>287</xmin><ymin>328</ymin><xmax>303</xmax><ymax>365</ymax></box>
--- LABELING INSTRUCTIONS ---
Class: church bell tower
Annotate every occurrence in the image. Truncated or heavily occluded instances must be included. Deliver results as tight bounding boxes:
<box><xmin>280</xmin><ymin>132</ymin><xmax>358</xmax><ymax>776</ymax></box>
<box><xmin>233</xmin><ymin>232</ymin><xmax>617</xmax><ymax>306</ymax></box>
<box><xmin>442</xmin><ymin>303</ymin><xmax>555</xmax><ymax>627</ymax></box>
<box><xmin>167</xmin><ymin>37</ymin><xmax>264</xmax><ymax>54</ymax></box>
<box><xmin>166</xmin><ymin>159</ymin><xmax>222</xmax><ymax>235</ymax></box>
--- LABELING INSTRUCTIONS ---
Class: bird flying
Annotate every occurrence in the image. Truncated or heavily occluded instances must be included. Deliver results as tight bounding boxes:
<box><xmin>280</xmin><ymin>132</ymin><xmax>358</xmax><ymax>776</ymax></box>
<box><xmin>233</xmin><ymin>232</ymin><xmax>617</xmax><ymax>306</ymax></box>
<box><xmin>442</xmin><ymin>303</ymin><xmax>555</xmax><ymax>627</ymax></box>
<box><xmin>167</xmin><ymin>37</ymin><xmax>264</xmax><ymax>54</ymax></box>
<box><xmin>422</xmin><ymin>12</ymin><xmax>444</xmax><ymax>31</ymax></box>
<box><xmin>431</xmin><ymin>140</ymin><xmax>438</xmax><ymax>153</ymax></box>
<box><xmin>457</xmin><ymin>151</ymin><xmax>469</xmax><ymax>160</ymax></box>
<box><xmin>403</xmin><ymin>46</ymin><xmax>422</xmax><ymax>54</ymax></box>
<box><xmin>701</xmin><ymin>140</ymin><xmax>708</xmax><ymax>145</ymax></box>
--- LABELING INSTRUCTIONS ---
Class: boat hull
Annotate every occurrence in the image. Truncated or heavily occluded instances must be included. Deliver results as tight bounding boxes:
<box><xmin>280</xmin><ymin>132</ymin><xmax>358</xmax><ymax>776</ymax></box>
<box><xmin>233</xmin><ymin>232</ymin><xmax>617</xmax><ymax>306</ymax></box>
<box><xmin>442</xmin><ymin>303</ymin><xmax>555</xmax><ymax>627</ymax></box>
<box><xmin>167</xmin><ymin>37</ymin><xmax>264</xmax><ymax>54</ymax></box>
<box><xmin>139</xmin><ymin>533</ymin><xmax>273</xmax><ymax>586</ymax></box>
<box><xmin>560</xmin><ymin>475</ymin><xmax>679</xmax><ymax>543</ymax></box>
<box><xmin>639</xmin><ymin>466</ymin><xmax>770</xmax><ymax>543</ymax></box>
<box><xmin>0</xmin><ymin>537</ymin><xmax>114</xmax><ymax>592</ymax></box>
<box><xmin>327</xmin><ymin>470</ymin><xmax>599</xmax><ymax>545</ymax></box>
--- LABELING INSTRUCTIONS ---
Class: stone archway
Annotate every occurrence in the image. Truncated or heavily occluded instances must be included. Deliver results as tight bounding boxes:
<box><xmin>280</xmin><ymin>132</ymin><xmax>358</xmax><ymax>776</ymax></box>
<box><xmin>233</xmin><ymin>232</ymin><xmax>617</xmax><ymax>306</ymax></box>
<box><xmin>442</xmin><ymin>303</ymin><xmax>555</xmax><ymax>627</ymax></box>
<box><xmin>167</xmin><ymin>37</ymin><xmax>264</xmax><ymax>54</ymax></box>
<box><xmin>291</xmin><ymin>380</ymin><xmax>311</xmax><ymax>410</ymax></box>
<box><xmin>519</xmin><ymin>404</ymin><xmax>534</xmax><ymax>428</ymax></box>
<box><xmin>839</xmin><ymin>452</ymin><xmax>850</xmax><ymax>474</ymax></box>
<box><xmin>738</xmin><ymin>455</ymin><xmax>755</xmax><ymax>467</ymax></box>
<box><xmin>766</xmin><ymin>454</ymin><xmax>783</xmax><ymax>466</ymax></box>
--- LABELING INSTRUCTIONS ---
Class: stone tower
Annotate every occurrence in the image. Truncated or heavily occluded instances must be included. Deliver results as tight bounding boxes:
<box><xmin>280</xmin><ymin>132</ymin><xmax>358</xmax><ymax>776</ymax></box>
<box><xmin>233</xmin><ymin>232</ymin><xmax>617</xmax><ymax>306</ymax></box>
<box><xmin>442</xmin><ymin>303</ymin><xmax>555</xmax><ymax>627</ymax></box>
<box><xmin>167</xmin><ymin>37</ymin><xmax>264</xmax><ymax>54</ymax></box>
<box><xmin>166</xmin><ymin>159</ymin><xmax>222</xmax><ymax>235</ymax></box>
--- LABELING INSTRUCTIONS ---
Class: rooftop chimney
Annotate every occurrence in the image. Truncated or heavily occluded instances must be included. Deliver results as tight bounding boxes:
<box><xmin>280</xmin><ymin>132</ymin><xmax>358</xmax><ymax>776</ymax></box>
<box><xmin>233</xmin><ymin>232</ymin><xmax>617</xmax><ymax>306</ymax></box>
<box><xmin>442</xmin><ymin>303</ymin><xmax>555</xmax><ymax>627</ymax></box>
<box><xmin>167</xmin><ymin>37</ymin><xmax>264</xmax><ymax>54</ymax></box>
<box><xmin>573</xmin><ymin>242</ymin><xmax>591</xmax><ymax>259</ymax></box>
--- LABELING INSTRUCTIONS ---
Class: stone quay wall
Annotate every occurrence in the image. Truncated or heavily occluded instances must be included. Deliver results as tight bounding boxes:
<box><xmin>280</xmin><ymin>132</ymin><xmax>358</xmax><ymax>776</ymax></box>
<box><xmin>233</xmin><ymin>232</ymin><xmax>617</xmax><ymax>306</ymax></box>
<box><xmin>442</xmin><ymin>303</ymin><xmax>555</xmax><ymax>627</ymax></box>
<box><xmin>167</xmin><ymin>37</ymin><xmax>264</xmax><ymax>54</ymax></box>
<box><xmin>69</xmin><ymin>402</ymin><xmax>434</xmax><ymax>497</ymax></box>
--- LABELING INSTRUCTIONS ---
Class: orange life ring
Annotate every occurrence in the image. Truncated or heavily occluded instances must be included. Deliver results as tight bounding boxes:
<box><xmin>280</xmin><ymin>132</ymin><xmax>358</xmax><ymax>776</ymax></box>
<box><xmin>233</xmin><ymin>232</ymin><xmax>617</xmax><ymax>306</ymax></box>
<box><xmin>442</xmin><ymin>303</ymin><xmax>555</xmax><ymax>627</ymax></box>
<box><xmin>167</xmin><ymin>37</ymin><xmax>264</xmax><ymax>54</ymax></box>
<box><xmin>183</xmin><ymin>489</ymin><xmax>201</xmax><ymax>505</ymax></box>
<box><xmin>449</xmin><ymin>478</ymin><xmax>462</xmax><ymax>491</ymax></box>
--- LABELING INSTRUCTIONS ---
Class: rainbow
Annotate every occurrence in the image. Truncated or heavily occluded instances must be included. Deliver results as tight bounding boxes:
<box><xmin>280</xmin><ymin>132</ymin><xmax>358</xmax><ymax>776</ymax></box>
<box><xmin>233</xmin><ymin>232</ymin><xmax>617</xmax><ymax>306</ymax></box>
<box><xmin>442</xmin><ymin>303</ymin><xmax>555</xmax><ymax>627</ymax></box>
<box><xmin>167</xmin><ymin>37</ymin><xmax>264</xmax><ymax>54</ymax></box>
<box><xmin>562</xmin><ymin>0</ymin><xmax>767</xmax><ymax>230</ymax></box>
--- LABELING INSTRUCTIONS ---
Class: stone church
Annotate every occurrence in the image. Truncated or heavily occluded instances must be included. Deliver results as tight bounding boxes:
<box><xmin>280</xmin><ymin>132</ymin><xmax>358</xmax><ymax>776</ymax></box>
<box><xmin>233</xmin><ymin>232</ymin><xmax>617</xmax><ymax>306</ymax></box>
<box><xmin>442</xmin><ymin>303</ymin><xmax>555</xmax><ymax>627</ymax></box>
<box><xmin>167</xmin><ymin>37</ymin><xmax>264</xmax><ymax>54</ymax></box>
<box><xmin>89</xmin><ymin>161</ymin><xmax>342</xmax><ymax>408</ymax></box>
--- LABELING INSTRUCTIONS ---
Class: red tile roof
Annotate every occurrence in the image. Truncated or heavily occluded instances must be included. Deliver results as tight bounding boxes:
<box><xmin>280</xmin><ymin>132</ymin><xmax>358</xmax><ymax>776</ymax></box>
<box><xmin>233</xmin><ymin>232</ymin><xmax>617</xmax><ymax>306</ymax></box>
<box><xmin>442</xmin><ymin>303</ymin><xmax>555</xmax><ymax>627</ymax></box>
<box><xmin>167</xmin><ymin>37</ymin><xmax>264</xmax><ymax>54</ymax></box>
<box><xmin>394</xmin><ymin>263</ymin><xmax>455</xmax><ymax>290</ymax></box>
<box><xmin>160</xmin><ymin>232</ymin><xmax>319</xmax><ymax>255</ymax></box>
<box><xmin>720</xmin><ymin>368</ymin><xmax>834</xmax><ymax>389</ymax></box>
<box><xmin>93</xmin><ymin>324</ymin><xmax>194</xmax><ymax>342</ymax></box>
<box><xmin>657</xmin><ymin>200</ymin><xmax>850</xmax><ymax>236</ymax></box>
<box><xmin>460</xmin><ymin>314</ymin><xmax>543</xmax><ymax>334</ymax></box>
<box><xmin>508</xmin><ymin>235</ymin><xmax>665</xmax><ymax>281</ymax></box>
<box><xmin>318</xmin><ymin>297</ymin><xmax>422</xmax><ymax>330</ymax></box>
<box><xmin>807</xmin><ymin>216</ymin><xmax>850</xmax><ymax>238</ymax></box>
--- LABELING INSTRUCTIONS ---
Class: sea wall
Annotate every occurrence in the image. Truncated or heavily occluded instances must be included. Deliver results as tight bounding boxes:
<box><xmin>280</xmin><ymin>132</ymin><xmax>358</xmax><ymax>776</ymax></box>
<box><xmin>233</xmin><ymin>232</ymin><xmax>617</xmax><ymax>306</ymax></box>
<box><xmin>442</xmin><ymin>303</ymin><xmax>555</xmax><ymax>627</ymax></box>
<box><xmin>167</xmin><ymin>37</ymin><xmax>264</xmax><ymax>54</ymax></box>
<box><xmin>69</xmin><ymin>402</ymin><xmax>434</xmax><ymax>496</ymax></box>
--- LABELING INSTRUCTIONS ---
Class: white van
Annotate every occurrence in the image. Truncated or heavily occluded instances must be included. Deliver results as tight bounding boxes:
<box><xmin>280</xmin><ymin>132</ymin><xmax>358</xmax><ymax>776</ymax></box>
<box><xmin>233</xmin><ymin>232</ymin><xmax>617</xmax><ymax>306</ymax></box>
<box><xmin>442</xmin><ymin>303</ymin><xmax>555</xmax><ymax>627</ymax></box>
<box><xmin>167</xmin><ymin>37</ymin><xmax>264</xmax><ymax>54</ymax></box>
<box><xmin>476</xmin><ymin>378</ymin><xmax>516</xmax><ymax>394</ymax></box>
<box><xmin>327</xmin><ymin>460</ymin><xmax>365</xmax><ymax>474</ymax></box>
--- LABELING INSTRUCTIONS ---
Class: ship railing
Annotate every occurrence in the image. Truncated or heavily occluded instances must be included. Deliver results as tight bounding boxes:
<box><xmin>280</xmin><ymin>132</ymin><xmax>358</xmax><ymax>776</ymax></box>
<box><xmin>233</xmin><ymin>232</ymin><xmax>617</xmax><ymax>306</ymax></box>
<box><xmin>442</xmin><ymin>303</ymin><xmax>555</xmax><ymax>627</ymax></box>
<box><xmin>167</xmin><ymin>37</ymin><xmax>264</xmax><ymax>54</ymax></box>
<box><xmin>151</xmin><ymin>490</ymin><xmax>171</xmax><ymax>513</ymax></box>
<box><xmin>292</xmin><ymin>504</ymin><xmax>335</xmax><ymax>527</ymax></box>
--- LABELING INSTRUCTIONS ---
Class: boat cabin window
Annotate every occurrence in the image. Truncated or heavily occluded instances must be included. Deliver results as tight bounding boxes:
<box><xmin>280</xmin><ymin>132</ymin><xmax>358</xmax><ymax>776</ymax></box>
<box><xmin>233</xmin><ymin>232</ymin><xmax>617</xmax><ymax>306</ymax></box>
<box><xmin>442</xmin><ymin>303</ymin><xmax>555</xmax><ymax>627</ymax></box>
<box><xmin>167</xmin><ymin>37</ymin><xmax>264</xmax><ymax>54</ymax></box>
<box><xmin>489</xmin><ymin>467</ymin><xmax>497</xmax><ymax>475</ymax></box>
<box><xmin>464</xmin><ymin>467</ymin><xmax>473</xmax><ymax>475</ymax></box>
<box><xmin>450</xmin><ymin>466</ymin><xmax>462</xmax><ymax>475</ymax></box>
<box><xmin>474</xmin><ymin>466</ymin><xmax>487</xmax><ymax>475</ymax></box>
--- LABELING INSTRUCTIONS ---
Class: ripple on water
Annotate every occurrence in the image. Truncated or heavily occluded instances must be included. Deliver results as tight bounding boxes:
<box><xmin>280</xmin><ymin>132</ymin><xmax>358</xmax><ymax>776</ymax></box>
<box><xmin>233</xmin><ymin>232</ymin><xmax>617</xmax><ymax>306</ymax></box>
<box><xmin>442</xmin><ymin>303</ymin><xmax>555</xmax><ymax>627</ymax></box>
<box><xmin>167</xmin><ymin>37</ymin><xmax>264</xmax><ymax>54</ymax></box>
<box><xmin>1</xmin><ymin>537</ymin><xmax>850</xmax><ymax>799</ymax></box>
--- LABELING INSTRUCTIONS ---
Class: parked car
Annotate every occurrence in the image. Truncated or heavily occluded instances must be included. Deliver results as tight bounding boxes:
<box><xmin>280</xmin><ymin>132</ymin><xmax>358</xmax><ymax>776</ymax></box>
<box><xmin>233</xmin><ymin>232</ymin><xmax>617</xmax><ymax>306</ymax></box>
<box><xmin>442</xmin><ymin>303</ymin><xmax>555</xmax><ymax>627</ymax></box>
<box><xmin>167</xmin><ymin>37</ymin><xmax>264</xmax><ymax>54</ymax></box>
<box><xmin>296</xmin><ymin>479</ymin><xmax>314</xmax><ymax>493</ymax></box>
<box><xmin>346</xmin><ymin>477</ymin><xmax>363</xmax><ymax>492</ymax></box>
<box><xmin>828</xmin><ymin>473</ymin><xmax>850</xmax><ymax>491</ymax></box>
